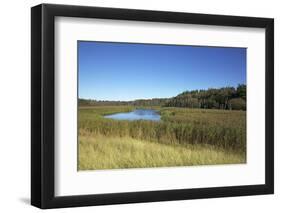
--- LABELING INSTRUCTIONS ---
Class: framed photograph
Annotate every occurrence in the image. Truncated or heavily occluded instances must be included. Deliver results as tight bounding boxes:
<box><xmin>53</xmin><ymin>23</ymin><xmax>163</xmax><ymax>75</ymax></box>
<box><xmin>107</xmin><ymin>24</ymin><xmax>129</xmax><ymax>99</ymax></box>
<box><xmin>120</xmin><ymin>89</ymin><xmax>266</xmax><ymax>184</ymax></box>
<box><xmin>31</xmin><ymin>4</ymin><xmax>274</xmax><ymax>209</ymax></box>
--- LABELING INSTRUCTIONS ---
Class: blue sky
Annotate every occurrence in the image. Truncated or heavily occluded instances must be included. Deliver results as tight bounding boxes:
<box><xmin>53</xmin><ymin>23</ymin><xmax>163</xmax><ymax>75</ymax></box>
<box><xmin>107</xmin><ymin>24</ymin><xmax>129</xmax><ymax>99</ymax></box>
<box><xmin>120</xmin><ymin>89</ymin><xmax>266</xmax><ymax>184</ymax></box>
<box><xmin>78</xmin><ymin>41</ymin><xmax>246</xmax><ymax>101</ymax></box>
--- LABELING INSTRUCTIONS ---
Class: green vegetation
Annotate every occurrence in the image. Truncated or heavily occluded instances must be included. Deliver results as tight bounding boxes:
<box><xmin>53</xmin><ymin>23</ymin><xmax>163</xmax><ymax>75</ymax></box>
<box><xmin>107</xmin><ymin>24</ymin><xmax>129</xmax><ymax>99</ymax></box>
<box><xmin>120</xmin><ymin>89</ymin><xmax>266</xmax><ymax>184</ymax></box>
<box><xmin>165</xmin><ymin>84</ymin><xmax>246</xmax><ymax>110</ymax></box>
<box><xmin>79</xmin><ymin>84</ymin><xmax>246</xmax><ymax>110</ymax></box>
<box><xmin>78</xmin><ymin>106</ymin><xmax>246</xmax><ymax>170</ymax></box>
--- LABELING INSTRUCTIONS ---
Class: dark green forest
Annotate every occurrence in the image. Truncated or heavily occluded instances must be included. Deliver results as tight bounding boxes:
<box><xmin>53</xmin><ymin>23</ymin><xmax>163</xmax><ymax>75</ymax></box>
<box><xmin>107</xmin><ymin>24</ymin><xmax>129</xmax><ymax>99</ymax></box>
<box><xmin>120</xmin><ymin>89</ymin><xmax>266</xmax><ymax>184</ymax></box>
<box><xmin>79</xmin><ymin>84</ymin><xmax>246</xmax><ymax>110</ymax></box>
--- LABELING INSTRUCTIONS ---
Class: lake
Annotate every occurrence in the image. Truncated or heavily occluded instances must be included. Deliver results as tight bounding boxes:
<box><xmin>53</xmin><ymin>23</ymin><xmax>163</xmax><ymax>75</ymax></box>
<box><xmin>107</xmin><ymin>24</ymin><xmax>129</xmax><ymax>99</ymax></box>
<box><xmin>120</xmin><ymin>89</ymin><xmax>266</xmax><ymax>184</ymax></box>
<box><xmin>104</xmin><ymin>109</ymin><xmax>161</xmax><ymax>121</ymax></box>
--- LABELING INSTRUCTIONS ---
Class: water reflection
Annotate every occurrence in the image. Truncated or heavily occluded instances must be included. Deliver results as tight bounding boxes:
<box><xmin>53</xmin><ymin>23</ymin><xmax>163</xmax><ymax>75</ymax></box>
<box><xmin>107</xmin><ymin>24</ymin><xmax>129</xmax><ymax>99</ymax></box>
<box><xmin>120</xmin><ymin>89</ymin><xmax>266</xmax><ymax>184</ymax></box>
<box><xmin>104</xmin><ymin>109</ymin><xmax>161</xmax><ymax>121</ymax></box>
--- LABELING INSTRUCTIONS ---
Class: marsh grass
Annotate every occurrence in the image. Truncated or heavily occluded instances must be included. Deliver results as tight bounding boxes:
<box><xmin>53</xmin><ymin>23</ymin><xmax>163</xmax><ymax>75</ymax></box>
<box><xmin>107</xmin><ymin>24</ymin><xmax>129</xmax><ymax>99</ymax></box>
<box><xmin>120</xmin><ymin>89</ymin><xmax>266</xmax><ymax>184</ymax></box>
<box><xmin>79</xmin><ymin>134</ymin><xmax>245</xmax><ymax>170</ymax></box>
<box><xmin>78</xmin><ymin>106</ymin><xmax>246</xmax><ymax>170</ymax></box>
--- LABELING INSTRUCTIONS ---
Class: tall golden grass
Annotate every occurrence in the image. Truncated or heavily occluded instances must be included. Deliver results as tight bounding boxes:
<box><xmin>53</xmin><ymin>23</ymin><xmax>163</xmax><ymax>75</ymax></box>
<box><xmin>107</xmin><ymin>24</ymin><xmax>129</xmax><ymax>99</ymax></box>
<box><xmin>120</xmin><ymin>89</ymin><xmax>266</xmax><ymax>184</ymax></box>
<box><xmin>79</xmin><ymin>134</ymin><xmax>245</xmax><ymax>170</ymax></box>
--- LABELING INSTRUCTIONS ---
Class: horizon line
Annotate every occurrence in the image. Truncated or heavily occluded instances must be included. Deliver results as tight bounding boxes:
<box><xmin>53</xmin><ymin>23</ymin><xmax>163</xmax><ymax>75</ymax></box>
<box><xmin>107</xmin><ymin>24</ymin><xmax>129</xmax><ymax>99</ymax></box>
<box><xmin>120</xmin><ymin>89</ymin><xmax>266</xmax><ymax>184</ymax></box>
<box><xmin>79</xmin><ymin>83</ymin><xmax>246</xmax><ymax>102</ymax></box>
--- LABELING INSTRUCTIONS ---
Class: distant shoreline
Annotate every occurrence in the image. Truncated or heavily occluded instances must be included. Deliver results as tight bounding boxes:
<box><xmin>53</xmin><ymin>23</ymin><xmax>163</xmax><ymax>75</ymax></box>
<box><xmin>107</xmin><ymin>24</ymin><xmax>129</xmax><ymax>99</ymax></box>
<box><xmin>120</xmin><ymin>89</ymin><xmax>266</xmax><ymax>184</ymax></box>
<box><xmin>79</xmin><ymin>84</ymin><xmax>246</xmax><ymax>111</ymax></box>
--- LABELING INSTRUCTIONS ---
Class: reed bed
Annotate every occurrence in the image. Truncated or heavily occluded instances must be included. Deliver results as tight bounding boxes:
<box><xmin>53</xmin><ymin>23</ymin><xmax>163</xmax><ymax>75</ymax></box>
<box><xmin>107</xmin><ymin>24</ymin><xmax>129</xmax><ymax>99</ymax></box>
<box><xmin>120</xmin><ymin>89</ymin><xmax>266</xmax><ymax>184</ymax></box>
<box><xmin>78</xmin><ymin>106</ymin><xmax>246</xmax><ymax>170</ymax></box>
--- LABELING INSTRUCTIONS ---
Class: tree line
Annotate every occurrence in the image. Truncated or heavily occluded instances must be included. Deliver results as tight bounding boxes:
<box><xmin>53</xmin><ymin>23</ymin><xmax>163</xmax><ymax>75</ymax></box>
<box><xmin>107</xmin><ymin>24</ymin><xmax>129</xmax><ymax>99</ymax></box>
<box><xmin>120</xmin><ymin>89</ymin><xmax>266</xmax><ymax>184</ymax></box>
<box><xmin>79</xmin><ymin>84</ymin><xmax>246</xmax><ymax>110</ymax></box>
<box><xmin>165</xmin><ymin>84</ymin><xmax>246</xmax><ymax>110</ymax></box>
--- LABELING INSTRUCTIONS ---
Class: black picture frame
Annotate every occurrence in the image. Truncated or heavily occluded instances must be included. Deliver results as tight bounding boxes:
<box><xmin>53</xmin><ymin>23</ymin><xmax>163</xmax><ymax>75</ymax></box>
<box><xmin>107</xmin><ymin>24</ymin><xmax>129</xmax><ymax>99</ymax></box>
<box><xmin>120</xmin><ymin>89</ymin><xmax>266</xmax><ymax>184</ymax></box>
<box><xmin>31</xmin><ymin>3</ymin><xmax>274</xmax><ymax>209</ymax></box>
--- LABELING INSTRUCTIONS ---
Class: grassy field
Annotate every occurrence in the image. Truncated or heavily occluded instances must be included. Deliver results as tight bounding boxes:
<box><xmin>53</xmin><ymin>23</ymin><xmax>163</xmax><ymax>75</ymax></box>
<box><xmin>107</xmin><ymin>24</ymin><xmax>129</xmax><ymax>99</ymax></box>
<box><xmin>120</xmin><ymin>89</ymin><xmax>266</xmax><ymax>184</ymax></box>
<box><xmin>78</xmin><ymin>106</ymin><xmax>246</xmax><ymax>170</ymax></box>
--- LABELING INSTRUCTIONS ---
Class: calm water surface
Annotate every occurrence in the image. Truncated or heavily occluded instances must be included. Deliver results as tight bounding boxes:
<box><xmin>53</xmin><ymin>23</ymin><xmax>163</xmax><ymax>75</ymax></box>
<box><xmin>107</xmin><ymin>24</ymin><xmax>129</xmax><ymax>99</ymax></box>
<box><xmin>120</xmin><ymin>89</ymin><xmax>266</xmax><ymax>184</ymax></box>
<box><xmin>104</xmin><ymin>109</ymin><xmax>161</xmax><ymax>121</ymax></box>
